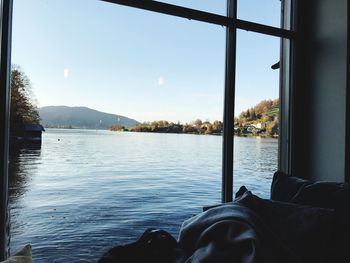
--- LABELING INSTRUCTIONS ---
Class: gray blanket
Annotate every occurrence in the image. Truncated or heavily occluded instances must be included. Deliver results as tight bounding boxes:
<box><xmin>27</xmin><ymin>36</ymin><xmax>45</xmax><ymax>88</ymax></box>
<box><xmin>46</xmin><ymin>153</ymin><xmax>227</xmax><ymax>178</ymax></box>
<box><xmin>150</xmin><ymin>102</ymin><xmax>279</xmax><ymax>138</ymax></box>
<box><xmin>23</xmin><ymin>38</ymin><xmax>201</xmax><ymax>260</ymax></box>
<box><xmin>99</xmin><ymin>190</ymin><xmax>336</xmax><ymax>263</ymax></box>
<box><xmin>176</xmin><ymin>193</ymin><xmax>299</xmax><ymax>263</ymax></box>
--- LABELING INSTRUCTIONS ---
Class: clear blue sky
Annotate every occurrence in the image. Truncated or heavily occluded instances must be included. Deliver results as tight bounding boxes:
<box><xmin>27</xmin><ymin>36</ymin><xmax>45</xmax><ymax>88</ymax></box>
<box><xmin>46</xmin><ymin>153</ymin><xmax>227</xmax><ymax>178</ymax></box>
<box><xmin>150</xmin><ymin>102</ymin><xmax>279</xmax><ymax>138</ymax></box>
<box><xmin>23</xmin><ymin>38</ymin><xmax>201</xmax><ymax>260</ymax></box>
<box><xmin>12</xmin><ymin>0</ymin><xmax>281</xmax><ymax>123</ymax></box>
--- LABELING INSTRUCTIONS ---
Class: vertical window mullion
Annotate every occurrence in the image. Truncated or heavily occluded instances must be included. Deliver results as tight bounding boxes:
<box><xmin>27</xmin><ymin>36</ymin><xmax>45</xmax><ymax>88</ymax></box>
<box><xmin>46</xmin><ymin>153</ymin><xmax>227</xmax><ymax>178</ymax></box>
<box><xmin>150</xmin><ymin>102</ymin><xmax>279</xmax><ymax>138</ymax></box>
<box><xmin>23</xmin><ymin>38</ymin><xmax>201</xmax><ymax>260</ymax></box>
<box><xmin>0</xmin><ymin>0</ymin><xmax>13</xmax><ymax>260</ymax></box>
<box><xmin>222</xmin><ymin>0</ymin><xmax>237</xmax><ymax>203</ymax></box>
<box><xmin>279</xmin><ymin>38</ymin><xmax>290</xmax><ymax>173</ymax></box>
<box><xmin>279</xmin><ymin>0</ymin><xmax>294</xmax><ymax>174</ymax></box>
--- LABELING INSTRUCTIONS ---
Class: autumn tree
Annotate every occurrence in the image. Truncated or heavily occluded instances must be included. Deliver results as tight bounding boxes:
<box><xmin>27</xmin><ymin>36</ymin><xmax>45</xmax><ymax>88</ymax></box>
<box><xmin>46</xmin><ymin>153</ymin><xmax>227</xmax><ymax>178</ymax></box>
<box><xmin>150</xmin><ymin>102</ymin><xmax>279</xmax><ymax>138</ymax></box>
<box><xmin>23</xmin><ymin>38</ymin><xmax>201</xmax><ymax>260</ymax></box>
<box><xmin>250</xmin><ymin>110</ymin><xmax>257</xmax><ymax>120</ymax></box>
<box><xmin>266</xmin><ymin>119</ymin><xmax>279</xmax><ymax>136</ymax></box>
<box><xmin>10</xmin><ymin>66</ymin><xmax>40</xmax><ymax>126</ymax></box>
<box><xmin>212</xmin><ymin>120</ymin><xmax>223</xmax><ymax>132</ymax></box>
<box><xmin>193</xmin><ymin>119</ymin><xmax>203</xmax><ymax>127</ymax></box>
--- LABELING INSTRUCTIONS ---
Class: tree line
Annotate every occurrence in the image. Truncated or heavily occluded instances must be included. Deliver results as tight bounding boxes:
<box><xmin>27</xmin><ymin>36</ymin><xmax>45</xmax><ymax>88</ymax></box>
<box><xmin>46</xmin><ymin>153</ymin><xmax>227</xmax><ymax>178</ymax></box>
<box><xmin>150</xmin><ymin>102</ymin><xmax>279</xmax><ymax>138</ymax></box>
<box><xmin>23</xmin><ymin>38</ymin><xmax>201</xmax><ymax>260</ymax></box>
<box><xmin>110</xmin><ymin>119</ymin><xmax>223</xmax><ymax>135</ymax></box>
<box><xmin>10</xmin><ymin>66</ymin><xmax>40</xmax><ymax>128</ymax></box>
<box><xmin>234</xmin><ymin>99</ymin><xmax>279</xmax><ymax>136</ymax></box>
<box><xmin>9</xmin><ymin>65</ymin><xmax>279</xmax><ymax>137</ymax></box>
<box><xmin>111</xmin><ymin>99</ymin><xmax>280</xmax><ymax>137</ymax></box>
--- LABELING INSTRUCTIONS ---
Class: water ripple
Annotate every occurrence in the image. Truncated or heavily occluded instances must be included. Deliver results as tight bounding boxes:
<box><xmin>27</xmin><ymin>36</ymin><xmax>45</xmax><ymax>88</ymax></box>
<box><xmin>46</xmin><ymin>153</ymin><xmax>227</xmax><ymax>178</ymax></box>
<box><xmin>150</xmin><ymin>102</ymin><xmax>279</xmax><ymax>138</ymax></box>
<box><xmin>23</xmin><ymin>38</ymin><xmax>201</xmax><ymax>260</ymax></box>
<box><xmin>9</xmin><ymin>129</ymin><xmax>277</xmax><ymax>262</ymax></box>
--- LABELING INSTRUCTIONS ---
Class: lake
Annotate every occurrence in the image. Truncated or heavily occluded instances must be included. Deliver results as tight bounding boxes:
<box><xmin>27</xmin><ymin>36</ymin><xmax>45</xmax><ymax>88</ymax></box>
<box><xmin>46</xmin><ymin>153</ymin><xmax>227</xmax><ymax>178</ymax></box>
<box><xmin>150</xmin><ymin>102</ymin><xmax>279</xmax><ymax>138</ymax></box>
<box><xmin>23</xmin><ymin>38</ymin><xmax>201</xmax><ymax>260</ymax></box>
<box><xmin>8</xmin><ymin>129</ymin><xmax>278</xmax><ymax>262</ymax></box>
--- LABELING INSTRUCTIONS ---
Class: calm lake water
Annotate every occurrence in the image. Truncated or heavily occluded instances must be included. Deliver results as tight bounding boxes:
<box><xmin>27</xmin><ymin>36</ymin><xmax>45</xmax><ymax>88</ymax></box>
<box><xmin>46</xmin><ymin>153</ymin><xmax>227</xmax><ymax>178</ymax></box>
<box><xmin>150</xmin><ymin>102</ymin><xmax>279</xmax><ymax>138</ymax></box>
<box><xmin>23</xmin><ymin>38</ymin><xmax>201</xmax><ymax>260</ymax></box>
<box><xmin>8</xmin><ymin>129</ymin><xmax>278</xmax><ymax>262</ymax></box>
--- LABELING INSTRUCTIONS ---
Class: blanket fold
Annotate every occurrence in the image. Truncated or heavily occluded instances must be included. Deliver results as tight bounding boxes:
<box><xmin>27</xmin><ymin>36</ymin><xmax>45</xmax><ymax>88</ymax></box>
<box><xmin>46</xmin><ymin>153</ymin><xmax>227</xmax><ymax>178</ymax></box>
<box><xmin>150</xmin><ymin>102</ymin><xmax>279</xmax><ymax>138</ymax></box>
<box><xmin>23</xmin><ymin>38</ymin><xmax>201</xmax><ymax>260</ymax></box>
<box><xmin>99</xmin><ymin>189</ymin><xmax>336</xmax><ymax>263</ymax></box>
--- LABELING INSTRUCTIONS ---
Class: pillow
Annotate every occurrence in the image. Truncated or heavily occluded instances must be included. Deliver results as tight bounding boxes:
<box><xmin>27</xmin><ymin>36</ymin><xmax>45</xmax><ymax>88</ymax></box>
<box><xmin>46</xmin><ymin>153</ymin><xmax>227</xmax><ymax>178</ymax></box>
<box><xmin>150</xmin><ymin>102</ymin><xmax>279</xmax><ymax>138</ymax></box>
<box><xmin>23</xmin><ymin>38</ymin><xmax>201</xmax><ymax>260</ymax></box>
<box><xmin>270</xmin><ymin>172</ymin><xmax>350</xmax><ymax>262</ymax></box>
<box><xmin>1</xmin><ymin>244</ymin><xmax>32</xmax><ymax>263</ymax></box>
<box><xmin>271</xmin><ymin>171</ymin><xmax>350</xmax><ymax>211</ymax></box>
<box><xmin>270</xmin><ymin>171</ymin><xmax>313</xmax><ymax>202</ymax></box>
<box><xmin>236</xmin><ymin>188</ymin><xmax>338</xmax><ymax>263</ymax></box>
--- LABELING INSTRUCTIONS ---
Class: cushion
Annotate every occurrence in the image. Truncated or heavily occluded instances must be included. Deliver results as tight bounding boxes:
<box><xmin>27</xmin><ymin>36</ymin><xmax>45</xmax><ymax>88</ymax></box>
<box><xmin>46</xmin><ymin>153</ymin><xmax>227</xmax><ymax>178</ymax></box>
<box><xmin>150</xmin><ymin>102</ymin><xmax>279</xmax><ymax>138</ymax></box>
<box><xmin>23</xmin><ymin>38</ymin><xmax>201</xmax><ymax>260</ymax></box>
<box><xmin>270</xmin><ymin>171</ymin><xmax>313</xmax><ymax>202</ymax></box>
<box><xmin>1</xmin><ymin>244</ymin><xmax>32</xmax><ymax>263</ymax></box>
<box><xmin>236</xmin><ymin>188</ymin><xmax>337</xmax><ymax>263</ymax></box>
<box><xmin>270</xmin><ymin>172</ymin><xmax>350</xmax><ymax>262</ymax></box>
<box><xmin>98</xmin><ymin>229</ymin><xmax>177</xmax><ymax>263</ymax></box>
<box><xmin>271</xmin><ymin>171</ymin><xmax>350</xmax><ymax>210</ymax></box>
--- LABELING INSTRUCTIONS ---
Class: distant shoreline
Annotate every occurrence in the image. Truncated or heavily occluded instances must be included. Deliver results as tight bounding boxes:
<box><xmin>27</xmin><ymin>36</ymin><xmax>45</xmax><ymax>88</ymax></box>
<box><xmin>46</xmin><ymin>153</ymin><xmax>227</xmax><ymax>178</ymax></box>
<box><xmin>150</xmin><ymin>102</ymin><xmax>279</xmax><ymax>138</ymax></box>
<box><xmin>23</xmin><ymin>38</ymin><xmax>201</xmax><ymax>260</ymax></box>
<box><xmin>44</xmin><ymin>127</ymin><xmax>278</xmax><ymax>138</ymax></box>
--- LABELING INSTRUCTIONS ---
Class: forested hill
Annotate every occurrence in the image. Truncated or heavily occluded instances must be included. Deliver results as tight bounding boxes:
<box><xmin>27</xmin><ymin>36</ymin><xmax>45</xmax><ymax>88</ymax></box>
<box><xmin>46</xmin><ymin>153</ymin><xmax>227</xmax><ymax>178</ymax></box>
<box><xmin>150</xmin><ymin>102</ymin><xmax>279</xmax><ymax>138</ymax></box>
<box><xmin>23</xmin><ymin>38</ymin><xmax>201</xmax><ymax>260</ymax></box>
<box><xmin>235</xmin><ymin>99</ymin><xmax>279</xmax><ymax>123</ymax></box>
<box><xmin>39</xmin><ymin>106</ymin><xmax>139</xmax><ymax>129</ymax></box>
<box><xmin>235</xmin><ymin>99</ymin><xmax>279</xmax><ymax>135</ymax></box>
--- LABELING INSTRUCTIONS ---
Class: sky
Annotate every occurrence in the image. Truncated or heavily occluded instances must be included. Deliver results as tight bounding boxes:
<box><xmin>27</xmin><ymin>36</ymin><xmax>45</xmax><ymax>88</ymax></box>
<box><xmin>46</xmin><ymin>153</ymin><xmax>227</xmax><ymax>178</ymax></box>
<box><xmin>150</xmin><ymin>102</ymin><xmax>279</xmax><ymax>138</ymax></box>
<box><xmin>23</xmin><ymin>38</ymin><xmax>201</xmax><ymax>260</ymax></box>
<box><xmin>11</xmin><ymin>0</ymin><xmax>281</xmax><ymax>123</ymax></box>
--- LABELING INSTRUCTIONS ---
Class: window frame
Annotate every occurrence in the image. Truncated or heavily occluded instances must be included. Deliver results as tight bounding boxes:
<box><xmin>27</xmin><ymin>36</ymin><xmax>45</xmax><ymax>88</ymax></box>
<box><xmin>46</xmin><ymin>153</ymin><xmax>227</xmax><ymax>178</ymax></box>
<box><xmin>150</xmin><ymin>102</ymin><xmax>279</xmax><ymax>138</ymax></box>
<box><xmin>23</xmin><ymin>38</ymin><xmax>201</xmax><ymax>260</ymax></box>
<box><xmin>0</xmin><ymin>0</ymin><xmax>13</xmax><ymax>259</ymax></box>
<box><xmin>0</xmin><ymin>0</ymin><xmax>295</xmax><ymax>259</ymax></box>
<box><xmin>101</xmin><ymin>0</ymin><xmax>295</xmax><ymax>202</ymax></box>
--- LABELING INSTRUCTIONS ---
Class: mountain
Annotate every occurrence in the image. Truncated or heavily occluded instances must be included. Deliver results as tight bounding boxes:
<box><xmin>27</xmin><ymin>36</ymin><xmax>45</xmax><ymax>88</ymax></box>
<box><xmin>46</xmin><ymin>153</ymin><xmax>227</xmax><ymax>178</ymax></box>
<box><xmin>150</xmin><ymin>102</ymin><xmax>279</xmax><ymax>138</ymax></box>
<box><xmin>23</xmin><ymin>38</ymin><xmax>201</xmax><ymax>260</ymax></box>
<box><xmin>39</xmin><ymin>106</ymin><xmax>139</xmax><ymax>129</ymax></box>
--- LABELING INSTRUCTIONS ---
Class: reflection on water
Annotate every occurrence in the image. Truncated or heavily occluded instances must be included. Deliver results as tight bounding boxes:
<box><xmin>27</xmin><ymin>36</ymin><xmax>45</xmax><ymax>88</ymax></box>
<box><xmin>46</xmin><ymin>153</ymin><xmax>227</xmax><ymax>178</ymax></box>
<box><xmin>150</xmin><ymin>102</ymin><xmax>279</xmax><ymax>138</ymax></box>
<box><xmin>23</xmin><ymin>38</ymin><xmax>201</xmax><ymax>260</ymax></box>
<box><xmin>8</xmin><ymin>145</ymin><xmax>42</xmax><ymax>258</ymax></box>
<box><xmin>9</xmin><ymin>146</ymin><xmax>41</xmax><ymax>201</ymax></box>
<box><xmin>8</xmin><ymin>129</ymin><xmax>277</xmax><ymax>262</ymax></box>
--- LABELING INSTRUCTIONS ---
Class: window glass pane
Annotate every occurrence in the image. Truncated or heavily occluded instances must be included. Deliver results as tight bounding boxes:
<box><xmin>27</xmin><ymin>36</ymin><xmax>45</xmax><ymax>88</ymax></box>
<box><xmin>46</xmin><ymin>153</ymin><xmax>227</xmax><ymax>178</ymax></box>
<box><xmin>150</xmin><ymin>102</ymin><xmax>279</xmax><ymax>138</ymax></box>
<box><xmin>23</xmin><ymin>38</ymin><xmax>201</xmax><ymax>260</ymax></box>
<box><xmin>234</xmin><ymin>30</ymin><xmax>281</xmax><ymax>198</ymax></box>
<box><xmin>10</xmin><ymin>0</ymin><xmax>225</xmax><ymax>261</ymax></box>
<box><xmin>237</xmin><ymin>0</ymin><xmax>284</xmax><ymax>29</ymax></box>
<box><xmin>154</xmin><ymin>0</ymin><xmax>226</xmax><ymax>15</ymax></box>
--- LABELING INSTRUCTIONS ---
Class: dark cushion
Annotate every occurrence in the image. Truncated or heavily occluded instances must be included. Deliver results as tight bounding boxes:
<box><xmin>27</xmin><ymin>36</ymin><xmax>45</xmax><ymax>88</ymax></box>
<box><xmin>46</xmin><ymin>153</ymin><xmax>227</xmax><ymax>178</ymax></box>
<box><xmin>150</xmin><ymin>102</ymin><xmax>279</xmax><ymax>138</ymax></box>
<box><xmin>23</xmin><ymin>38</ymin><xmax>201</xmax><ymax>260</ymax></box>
<box><xmin>236</xmin><ymin>188</ymin><xmax>338</xmax><ymax>263</ymax></box>
<box><xmin>271</xmin><ymin>171</ymin><xmax>350</xmax><ymax>211</ymax></box>
<box><xmin>270</xmin><ymin>171</ymin><xmax>312</xmax><ymax>202</ymax></box>
<box><xmin>98</xmin><ymin>229</ymin><xmax>178</xmax><ymax>263</ymax></box>
<box><xmin>270</xmin><ymin>171</ymin><xmax>350</xmax><ymax>262</ymax></box>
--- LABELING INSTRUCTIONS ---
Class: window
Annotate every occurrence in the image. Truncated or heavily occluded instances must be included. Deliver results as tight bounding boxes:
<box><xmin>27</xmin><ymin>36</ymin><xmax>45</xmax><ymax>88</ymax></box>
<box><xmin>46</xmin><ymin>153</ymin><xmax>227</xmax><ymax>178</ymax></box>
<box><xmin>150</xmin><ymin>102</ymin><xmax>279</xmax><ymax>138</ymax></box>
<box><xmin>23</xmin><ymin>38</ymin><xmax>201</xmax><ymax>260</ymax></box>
<box><xmin>237</xmin><ymin>0</ymin><xmax>282</xmax><ymax>28</ymax></box>
<box><xmin>234</xmin><ymin>30</ymin><xmax>282</xmax><ymax>198</ymax></box>
<box><xmin>9</xmin><ymin>1</ymin><xmax>226</xmax><ymax>260</ymax></box>
<box><xmin>0</xmin><ymin>0</ymin><xmax>13</xmax><ymax>260</ymax></box>
<box><xmin>1</xmin><ymin>0</ymin><xmax>295</xmax><ymax>261</ymax></box>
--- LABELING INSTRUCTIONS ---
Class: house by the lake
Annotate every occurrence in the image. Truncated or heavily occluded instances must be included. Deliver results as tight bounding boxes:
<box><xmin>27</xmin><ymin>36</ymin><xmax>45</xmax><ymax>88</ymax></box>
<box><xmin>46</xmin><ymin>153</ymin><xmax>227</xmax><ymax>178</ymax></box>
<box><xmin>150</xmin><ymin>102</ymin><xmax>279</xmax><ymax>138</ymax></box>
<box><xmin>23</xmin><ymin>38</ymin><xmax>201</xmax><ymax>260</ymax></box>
<box><xmin>10</xmin><ymin>124</ymin><xmax>45</xmax><ymax>146</ymax></box>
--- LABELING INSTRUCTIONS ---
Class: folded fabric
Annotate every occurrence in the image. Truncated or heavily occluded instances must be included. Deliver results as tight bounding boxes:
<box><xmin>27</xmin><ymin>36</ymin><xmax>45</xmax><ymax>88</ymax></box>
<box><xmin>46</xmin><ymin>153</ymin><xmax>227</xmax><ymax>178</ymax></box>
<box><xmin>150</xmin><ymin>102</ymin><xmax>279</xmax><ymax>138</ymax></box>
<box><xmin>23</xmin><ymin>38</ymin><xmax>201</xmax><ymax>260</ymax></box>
<box><xmin>99</xmin><ymin>188</ymin><xmax>339</xmax><ymax>262</ymax></box>
<box><xmin>98</xmin><ymin>229</ymin><xmax>178</xmax><ymax>263</ymax></box>
<box><xmin>178</xmin><ymin>191</ymin><xmax>300</xmax><ymax>263</ymax></box>
<box><xmin>235</xmin><ymin>188</ymin><xmax>337</xmax><ymax>263</ymax></box>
